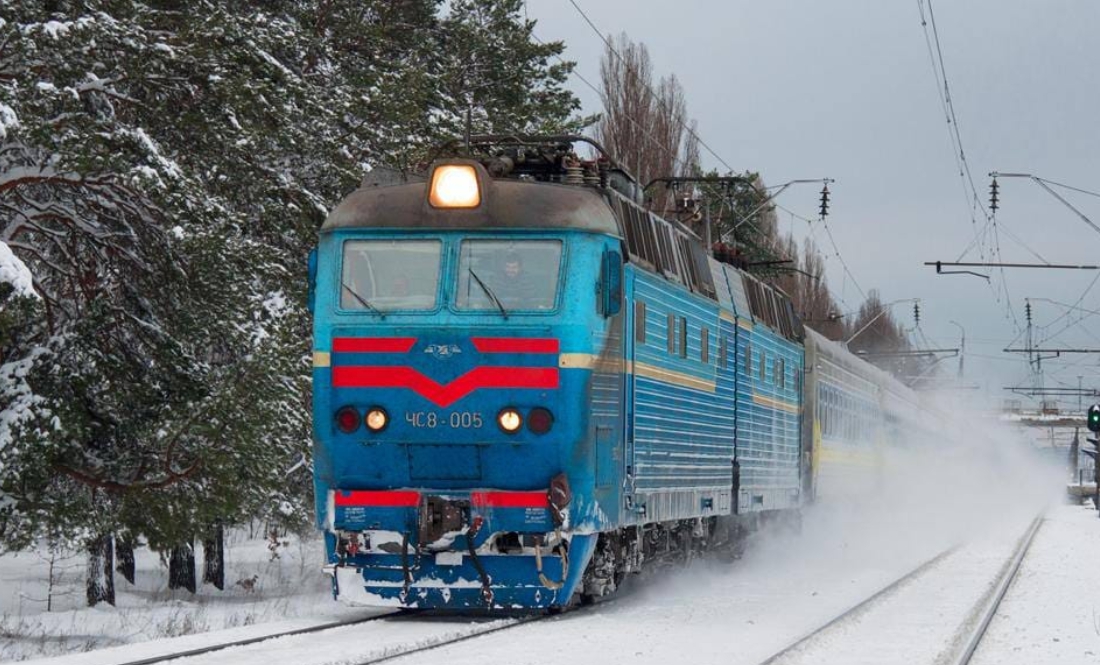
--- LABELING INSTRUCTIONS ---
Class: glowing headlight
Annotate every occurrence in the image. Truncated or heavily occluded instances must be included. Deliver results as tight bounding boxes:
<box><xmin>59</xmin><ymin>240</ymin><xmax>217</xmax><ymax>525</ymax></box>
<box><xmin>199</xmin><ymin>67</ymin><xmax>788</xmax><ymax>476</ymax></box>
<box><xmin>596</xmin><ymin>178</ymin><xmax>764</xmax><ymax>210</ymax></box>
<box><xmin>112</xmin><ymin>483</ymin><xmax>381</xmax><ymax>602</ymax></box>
<box><xmin>429</xmin><ymin>164</ymin><xmax>481</xmax><ymax>208</ymax></box>
<box><xmin>366</xmin><ymin>408</ymin><xmax>388</xmax><ymax>432</ymax></box>
<box><xmin>497</xmin><ymin>408</ymin><xmax>522</xmax><ymax>433</ymax></box>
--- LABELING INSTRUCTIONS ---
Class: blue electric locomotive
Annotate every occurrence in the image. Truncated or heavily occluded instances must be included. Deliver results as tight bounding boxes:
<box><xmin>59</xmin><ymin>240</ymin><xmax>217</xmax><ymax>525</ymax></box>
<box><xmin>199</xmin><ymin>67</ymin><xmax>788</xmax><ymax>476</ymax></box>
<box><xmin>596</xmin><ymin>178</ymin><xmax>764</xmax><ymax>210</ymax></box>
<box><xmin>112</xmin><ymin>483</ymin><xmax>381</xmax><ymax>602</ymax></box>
<box><xmin>309</xmin><ymin>136</ymin><xmax>805</xmax><ymax>610</ymax></box>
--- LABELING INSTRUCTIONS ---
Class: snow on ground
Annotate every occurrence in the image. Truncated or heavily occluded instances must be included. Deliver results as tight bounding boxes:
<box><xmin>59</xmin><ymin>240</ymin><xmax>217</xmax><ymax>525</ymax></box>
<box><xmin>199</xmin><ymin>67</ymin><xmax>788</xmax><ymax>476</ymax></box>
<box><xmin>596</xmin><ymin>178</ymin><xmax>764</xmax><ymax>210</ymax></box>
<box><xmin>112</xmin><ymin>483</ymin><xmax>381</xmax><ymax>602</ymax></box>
<box><xmin>971</xmin><ymin>504</ymin><xmax>1100</xmax><ymax>665</ymax></box>
<box><xmin>770</xmin><ymin>513</ymin><xmax>1037</xmax><ymax>664</ymax></box>
<box><xmin>385</xmin><ymin>504</ymin><xmax>1046</xmax><ymax>665</ymax></box>
<box><xmin>53</xmin><ymin>613</ymin><xmax>520</xmax><ymax>665</ymax></box>
<box><xmin>0</xmin><ymin>529</ymin><xmax>370</xmax><ymax>662</ymax></box>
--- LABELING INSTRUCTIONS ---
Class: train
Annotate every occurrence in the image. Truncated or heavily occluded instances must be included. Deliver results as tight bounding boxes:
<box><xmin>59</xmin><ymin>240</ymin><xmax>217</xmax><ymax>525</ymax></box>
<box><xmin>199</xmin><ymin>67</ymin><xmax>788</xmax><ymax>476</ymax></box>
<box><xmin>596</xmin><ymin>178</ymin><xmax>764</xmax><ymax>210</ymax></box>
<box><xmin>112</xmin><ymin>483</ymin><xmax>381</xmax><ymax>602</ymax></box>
<box><xmin>308</xmin><ymin>135</ymin><xmax>940</xmax><ymax>610</ymax></box>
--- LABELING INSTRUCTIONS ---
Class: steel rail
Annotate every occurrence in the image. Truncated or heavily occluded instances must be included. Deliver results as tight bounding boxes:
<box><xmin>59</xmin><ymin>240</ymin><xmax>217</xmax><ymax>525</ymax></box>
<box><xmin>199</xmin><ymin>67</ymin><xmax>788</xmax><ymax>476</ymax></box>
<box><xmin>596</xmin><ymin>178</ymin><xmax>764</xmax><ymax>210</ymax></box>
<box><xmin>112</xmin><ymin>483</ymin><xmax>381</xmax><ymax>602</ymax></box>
<box><xmin>951</xmin><ymin>514</ymin><xmax>1044</xmax><ymax>665</ymax></box>
<box><xmin>351</xmin><ymin>595</ymin><xmax>620</xmax><ymax>664</ymax></box>
<box><xmin>351</xmin><ymin>614</ymin><xmax>546</xmax><ymax>665</ymax></box>
<box><xmin>110</xmin><ymin>611</ymin><xmax>406</xmax><ymax>665</ymax></box>
<box><xmin>755</xmin><ymin>546</ymin><xmax>959</xmax><ymax>665</ymax></box>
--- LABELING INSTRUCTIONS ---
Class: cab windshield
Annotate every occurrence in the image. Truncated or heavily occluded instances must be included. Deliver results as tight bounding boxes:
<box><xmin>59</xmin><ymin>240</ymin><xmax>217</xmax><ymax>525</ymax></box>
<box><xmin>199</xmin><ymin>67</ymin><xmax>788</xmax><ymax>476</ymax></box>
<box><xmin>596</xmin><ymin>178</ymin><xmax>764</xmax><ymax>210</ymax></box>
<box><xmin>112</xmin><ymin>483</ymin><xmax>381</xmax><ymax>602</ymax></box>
<box><xmin>455</xmin><ymin>239</ymin><xmax>562</xmax><ymax>312</ymax></box>
<box><xmin>341</xmin><ymin>239</ymin><xmax>441</xmax><ymax>311</ymax></box>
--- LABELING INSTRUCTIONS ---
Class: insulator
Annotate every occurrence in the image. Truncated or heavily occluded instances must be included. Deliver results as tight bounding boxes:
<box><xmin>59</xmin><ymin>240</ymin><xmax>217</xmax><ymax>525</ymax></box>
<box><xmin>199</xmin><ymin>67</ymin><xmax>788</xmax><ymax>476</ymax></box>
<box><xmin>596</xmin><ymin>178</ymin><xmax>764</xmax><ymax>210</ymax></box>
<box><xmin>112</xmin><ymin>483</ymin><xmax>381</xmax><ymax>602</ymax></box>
<box><xmin>583</xmin><ymin>163</ymin><xmax>600</xmax><ymax>185</ymax></box>
<box><xmin>564</xmin><ymin>164</ymin><xmax>584</xmax><ymax>185</ymax></box>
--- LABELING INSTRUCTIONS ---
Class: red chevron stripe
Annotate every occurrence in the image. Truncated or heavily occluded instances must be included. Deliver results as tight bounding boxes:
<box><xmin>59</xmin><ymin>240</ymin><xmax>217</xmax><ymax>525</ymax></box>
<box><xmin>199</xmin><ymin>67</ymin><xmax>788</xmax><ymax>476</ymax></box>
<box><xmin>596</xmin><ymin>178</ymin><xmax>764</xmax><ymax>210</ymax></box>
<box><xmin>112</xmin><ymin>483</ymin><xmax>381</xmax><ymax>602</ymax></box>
<box><xmin>332</xmin><ymin>366</ymin><xmax>559</xmax><ymax>408</ymax></box>
<box><xmin>333</xmin><ymin>337</ymin><xmax>416</xmax><ymax>353</ymax></box>
<box><xmin>471</xmin><ymin>337</ymin><xmax>560</xmax><ymax>354</ymax></box>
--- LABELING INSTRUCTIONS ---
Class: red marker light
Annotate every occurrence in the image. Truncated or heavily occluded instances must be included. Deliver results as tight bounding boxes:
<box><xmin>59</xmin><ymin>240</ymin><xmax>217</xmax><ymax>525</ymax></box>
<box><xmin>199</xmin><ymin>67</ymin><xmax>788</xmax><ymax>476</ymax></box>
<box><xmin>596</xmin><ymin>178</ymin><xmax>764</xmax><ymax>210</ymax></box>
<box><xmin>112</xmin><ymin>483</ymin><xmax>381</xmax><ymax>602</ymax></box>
<box><xmin>527</xmin><ymin>408</ymin><xmax>554</xmax><ymax>434</ymax></box>
<box><xmin>335</xmin><ymin>406</ymin><xmax>361</xmax><ymax>433</ymax></box>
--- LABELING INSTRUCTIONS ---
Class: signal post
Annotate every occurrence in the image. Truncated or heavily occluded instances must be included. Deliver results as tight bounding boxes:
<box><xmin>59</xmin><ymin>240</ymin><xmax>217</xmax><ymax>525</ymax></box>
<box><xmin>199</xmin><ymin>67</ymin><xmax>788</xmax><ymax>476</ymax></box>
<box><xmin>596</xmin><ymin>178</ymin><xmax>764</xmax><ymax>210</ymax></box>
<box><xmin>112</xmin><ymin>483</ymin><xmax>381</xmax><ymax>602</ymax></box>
<box><xmin>1085</xmin><ymin>405</ymin><xmax>1100</xmax><ymax>516</ymax></box>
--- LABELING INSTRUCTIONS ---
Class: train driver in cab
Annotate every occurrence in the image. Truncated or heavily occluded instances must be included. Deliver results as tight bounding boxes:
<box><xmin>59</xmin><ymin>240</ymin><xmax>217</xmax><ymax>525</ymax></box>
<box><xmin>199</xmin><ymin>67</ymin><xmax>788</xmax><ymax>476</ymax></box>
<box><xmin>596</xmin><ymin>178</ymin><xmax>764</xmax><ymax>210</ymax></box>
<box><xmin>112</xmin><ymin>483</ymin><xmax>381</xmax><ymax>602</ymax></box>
<box><xmin>498</xmin><ymin>251</ymin><xmax>541</xmax><ymax>307</ymax></box>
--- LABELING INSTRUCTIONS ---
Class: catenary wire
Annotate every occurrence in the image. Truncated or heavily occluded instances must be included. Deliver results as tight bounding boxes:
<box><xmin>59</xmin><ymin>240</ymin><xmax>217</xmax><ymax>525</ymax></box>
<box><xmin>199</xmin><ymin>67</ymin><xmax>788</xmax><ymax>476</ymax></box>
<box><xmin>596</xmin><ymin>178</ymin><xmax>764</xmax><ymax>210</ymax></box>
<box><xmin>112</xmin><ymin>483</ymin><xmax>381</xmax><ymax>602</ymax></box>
<box><xmin>917</xmin><ymin>0</ymin><xmax>1023</xmax><ymax>333</ymax></box>
<box><xmin>565</xmin><ymin>0</ymin><xmax>734</xmax><ymax>174</ymax></box>
<box><xmin>530</xmin><ymin>32</ymin><xmax>689</xmax><ymax>175</ymax></box>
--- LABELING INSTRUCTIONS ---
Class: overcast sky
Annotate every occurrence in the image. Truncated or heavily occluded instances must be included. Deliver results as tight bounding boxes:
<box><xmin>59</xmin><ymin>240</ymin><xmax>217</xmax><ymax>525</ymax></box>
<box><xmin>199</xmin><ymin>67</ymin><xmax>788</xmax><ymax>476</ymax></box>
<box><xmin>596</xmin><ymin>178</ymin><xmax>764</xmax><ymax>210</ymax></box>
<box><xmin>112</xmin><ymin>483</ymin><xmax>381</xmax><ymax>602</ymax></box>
<box><xmin>525</xmin><ymin>0</ymin><xmax>1100</xmax><ymax>408</ymax></box>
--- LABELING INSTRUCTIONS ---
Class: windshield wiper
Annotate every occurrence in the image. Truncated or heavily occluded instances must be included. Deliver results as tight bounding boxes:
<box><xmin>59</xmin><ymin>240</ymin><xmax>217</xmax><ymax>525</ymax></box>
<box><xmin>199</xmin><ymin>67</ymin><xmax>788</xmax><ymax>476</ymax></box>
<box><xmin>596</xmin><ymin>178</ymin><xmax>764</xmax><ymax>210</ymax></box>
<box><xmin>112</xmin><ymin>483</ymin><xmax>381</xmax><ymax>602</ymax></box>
<box><xmin>467</xmin><ymin>269</ymin><xmax>508</xmax><ymax>319</ymax></box>
<box><xmin>341</xmin><ymin>282</ymin><xmax>385</xmax><ymax>319</ymax></box>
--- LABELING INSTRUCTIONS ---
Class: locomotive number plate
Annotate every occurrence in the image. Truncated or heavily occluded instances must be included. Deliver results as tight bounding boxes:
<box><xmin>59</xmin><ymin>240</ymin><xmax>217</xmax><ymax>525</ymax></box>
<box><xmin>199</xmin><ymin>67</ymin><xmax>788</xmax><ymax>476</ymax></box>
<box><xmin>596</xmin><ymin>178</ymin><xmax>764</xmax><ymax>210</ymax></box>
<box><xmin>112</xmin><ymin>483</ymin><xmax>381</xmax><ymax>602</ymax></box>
<box><xmin>405</xmin><ymin>411</ymin><xmax>484</xmax><ymax>429</ymax></box>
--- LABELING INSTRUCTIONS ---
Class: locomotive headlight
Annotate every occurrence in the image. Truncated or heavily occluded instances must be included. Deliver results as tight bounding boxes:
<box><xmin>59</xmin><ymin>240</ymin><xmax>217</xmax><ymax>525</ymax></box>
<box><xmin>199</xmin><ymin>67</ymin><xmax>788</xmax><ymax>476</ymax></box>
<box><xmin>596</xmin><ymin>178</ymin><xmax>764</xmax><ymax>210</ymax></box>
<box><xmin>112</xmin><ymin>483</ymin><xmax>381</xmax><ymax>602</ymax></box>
<box><xmin>429</xmin><ymin>164</ymin><xmax>481</xmax><ymax>209</ymax></box>
<box><xmin>497</xmin><ymin>408</ymin><xmax>522</xmax><ymax>433</ymax></box>
<box><xmin>365</xmin><ymin>407</ymin><xmax>388</xmax><ymax>432</ymax></box>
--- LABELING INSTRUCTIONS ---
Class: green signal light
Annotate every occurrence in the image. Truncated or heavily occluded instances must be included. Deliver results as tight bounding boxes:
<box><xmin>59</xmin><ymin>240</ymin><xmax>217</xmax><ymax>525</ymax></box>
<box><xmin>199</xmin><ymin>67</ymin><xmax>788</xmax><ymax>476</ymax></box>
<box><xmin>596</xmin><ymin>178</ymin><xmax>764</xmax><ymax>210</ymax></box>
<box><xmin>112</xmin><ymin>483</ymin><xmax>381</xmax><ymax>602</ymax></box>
<box><xmin>1088</xmin><ymin>405</ymin><xmax>1100</xmax><ymax>433</ymax></box>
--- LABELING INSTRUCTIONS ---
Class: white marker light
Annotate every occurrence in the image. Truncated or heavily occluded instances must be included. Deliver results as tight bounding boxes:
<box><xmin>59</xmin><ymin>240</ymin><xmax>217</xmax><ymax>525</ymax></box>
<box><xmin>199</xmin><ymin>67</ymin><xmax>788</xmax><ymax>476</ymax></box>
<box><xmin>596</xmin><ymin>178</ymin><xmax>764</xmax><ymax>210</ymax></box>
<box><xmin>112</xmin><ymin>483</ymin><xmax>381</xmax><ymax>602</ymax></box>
<box><xmin>429</xmin><ymin>164</ymin><xmax>481</xmax><ymax>208</ymax></box>
<box><xmin>497</xmin><ymin>408</ymin><xmax>522</xmax><ymax>433</ymax></box>
<box><xmin>366</xmin><ymin>408</ymin><xmax>388</xmax><ymax>432</ymax></box>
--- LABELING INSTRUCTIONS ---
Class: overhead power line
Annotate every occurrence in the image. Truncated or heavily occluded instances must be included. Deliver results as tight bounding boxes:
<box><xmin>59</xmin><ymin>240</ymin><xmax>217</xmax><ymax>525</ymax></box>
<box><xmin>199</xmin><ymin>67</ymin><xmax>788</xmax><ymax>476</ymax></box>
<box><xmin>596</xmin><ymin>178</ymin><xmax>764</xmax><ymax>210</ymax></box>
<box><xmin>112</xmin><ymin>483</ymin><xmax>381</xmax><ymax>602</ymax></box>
<box><xmin>547</xmin><ymin>3</ymin><xmax>871</xmax><ymax>308</ymax></box>
<box><xmin>530</xmin><ymin>32</ymin><xmax>689</xmax><ymax>174</ymax></box>
<box><xmin>992</xmin><ymin>172</ymin><xmax>1100</xmax><ymax>238</ymax></box>
<box><xmin>927</xmin><ymin>261</ymin><xmax>1100</xmax><ymax>271</ymax></box>
<box><xmin>819</xmin><ymin>213</ymin><xmax>867</xmax><ymax>303</ymax></box>
<box><xmin>917</xmin><ymin>0</ymin><xmax>989</xmax><ymax>226</ymax></box>
<box><xmin>1034</xmin><ymin>177</ymin><xmax>1100</xmax><ymax>200</ymax></box>
<box><xmin>565</xmin><ymin>0</ymin><xmax>734</xmax><ymax>173</ymax></box>
<box><xmin>1035</xmin><ymin>272</ymin><xmax>1100</xmax><ymax>346</ymax></box>
<box><xmin>916</xmin><ymin>0</ymin><xmax>1021</xmax><ymax>332</ymax></box>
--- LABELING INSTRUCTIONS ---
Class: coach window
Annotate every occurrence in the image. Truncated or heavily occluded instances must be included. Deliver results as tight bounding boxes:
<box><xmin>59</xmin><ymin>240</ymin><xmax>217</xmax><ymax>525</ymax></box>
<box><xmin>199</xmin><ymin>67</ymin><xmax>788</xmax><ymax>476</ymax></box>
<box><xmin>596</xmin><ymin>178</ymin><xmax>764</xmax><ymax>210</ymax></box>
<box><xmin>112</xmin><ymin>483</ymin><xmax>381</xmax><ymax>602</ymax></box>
<box><xmin>667</xmin><ymin>313</ymin><xmax>676</xmax><ymax>353</ymax></box>
<box><xmin>719</xmin><ymin>336</ymin><xmax>728</xmax><ymax>369</ymax></box>
<box><xmin>701</xmin><ymin>327</ymin><xmax>710</xmax><ymax>364</ymax></box>
<box><xmin>635</xmin><ymin>301</ymin><xmax>647</xmax><ymax>344</ymax></box>
<box><xmin>455</xmin><ymin>239</ymin><xmax>562</xmax><ymax>311</ymax></box>
<box><xmin>833</xmin><ymin>391</ymin><xmax>840</xmax><ymax>436</ymax></box>
<box><xmin>759</xmin><ymin>350</ymin><xmax>767</xmax><ymax>382</ymax></box>
<box><xmin>777</xmin><ymin>359</ymin><xmax>785</xmax><ymax>389</ymax></box>
<box><xmin>341</xmin><ymin>239</ymin><xmax>442</xmax><ymax>311</ymax></box>
<box><xmin>679</xmin><ymin>318</ymin><xmax>688</xmax><ymax>358</ymax></box>
<box><xmin>744</xmin><ymin>343</ymin><xmax>753</xmax><ymax>376</ymax></box>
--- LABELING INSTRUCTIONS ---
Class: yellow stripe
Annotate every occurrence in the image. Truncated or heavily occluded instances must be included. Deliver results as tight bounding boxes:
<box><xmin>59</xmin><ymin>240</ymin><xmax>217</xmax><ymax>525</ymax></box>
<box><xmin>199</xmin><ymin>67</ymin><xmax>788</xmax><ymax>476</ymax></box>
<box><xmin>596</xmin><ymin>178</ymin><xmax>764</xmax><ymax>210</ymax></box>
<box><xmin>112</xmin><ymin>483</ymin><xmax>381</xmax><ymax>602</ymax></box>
<box><xmin>558</xmin><ymin>354</ymin><xmax>715</xmax><ymax>392</ymax></box>
<box><xmin>818</xmin><ymin>445</ymin><xmax>880</xmax><ymax>467</ymax></box>
<box><xmin>719</xmin><ymin>310</ymin><xmax>737</xmax><ymax>323</ymax></box>
<box><xmin>313</xmin><ymin>351</ymin><xmax>331</xmax><ymax>368</ymax></box>
<box><xmin>738</xmin><ymin>319</ymin><xmax>754</xmax><ymax>331</ymax></box>
<box><xmin>559</xmin><ymin>353</ymin><xmax>597</xmax><ymax>369</ymax></box>
<box><xmin>752</xmin><ymin>393</ymin><xmax>800</xmax><ymax>414</ymax></box>
<box><xmin>634</xmin><ymin>361</ymin><xmax>716</xmax><ymax>393</ymax></box>
<box><xmin>559</xmin><ymin>353</ymin><xmax>629</xmax><ymax>373</ymax></box>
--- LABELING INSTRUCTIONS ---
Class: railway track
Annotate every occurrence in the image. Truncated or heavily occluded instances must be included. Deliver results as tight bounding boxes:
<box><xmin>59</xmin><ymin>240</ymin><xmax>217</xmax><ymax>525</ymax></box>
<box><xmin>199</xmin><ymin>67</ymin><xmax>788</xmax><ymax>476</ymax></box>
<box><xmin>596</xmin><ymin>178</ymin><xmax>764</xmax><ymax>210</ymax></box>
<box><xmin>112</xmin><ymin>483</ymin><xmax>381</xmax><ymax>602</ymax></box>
<box><xmin>105</xmin><ymin>599</ymin><xmax>601</xmax><ymax>665</ymax></box>
<box><xmin>950</xmin><ymin>515</ymin><xmax>1043</xmax><ymax>665</ymax></box>
<box><xmin>755</xmin><ymin>514</ymin><xmax>1044</xmax><ymax>665</ymax></box>
<box><xmin>108</xmin><ymin>611</ymin><xmax>406</xmax><ymax>665</ymax></box>
<box><xmin>347</xmin><ymin>593</ymin><xmax>633</xmax><ymax>665</ymax></box>
<box><xmin>755</xmin><ymin>546</ymin><xmax>960</xmax><ymax>665</ymax></box>
<box><xmin>349</xmin><ymin>612</ymin><xmax>547</xmax><ymax>665</ymax></box>
<box><xmin>104</xmin><ymin>517</ymin><xmax>1045</xmax><ymax>665</ymax></box>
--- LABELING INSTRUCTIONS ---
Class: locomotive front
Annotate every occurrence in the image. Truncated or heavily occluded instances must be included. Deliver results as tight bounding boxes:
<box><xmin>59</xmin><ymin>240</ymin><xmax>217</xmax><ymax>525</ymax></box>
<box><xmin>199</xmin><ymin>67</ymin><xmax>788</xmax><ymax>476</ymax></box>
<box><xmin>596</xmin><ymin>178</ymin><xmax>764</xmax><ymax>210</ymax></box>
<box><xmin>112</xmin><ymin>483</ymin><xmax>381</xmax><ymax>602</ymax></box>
<box><xmin>310</xmin><ymin>156</ymin><xmax>626</xmax><ymax>609</ymax></box>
